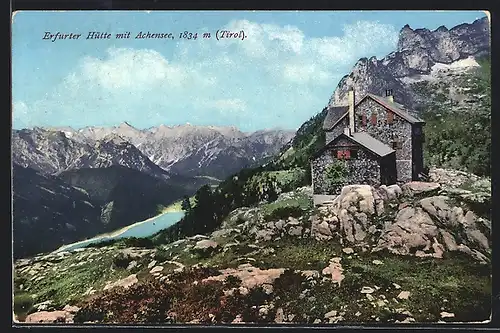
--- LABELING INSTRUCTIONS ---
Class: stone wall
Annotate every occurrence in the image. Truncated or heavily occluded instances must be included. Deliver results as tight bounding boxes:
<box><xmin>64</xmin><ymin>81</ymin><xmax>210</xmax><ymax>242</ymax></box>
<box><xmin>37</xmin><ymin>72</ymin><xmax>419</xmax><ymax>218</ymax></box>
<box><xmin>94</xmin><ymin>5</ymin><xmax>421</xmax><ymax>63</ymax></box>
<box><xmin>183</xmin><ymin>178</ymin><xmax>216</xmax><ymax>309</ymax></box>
<box><xmin>312</xmin><ymin>139</ymin><xmax>381</xmax><ymax>195</ymax></box>
<box><xmin>325</xmin><ymin>116</ymin><xmax>349</xmax><ymax>144</ymax></box>
<box><xmin>354</xmin><ymin>97</ymin><xmax>414</xmax><ymax>182</ymax></box>
<box><xmin>412</xmin><ymin>124</ymin><xmax>425</xmax><ymax>178</ymax></box>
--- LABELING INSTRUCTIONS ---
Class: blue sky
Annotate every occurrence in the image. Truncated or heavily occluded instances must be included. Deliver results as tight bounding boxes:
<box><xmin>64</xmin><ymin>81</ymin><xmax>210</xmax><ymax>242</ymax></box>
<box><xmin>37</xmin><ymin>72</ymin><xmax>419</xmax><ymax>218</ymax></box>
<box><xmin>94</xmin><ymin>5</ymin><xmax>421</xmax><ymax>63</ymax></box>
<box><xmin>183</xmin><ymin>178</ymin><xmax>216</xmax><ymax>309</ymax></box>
<box><xmin>12</xmin><ymin>10</ymin><xmax>487</xmax><ymax>132</ymax></box>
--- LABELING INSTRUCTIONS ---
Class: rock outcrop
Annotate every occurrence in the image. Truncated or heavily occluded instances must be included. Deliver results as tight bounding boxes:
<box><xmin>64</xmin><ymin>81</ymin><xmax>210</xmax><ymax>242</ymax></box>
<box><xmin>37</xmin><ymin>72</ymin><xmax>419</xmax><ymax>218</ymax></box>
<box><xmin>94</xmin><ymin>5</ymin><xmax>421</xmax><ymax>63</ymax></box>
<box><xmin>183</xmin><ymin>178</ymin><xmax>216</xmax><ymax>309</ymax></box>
<box><xmin>24</xmin><ymin>305</ymin><xmax>80</xmax><ymax>324</ymax></box>
<box><xmin>311</xmin><ymin>184</ymin><xmax>399</xmax><ymax>246</ymax></box>
<box><xmin>310</xmin><ymin>176</ymin><xmax>491</xmax><ymax>263</ymax></box>
<box><xmin>329</xmin><ymin>16</ymin><xmax>490</xmax><ymax>109</ymax></box>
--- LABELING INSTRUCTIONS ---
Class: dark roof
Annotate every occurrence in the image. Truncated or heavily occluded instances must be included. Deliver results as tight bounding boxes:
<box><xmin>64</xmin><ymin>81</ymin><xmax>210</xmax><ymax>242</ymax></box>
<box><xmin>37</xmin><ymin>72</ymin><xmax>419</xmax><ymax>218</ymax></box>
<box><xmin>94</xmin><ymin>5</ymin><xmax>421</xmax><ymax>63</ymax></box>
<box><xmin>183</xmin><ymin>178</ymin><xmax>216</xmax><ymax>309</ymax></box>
<box><xmin>323</xmin><ymin>106</ymin><xmax>349</xmax><ymax>130</ymax></box>
<box><xmin>311</xmin><ymin>132</ymin><xmax>395</xmax><ymax>159</ymax></box>
<box><xmin>361</xmin><ymin>94</ymin><xmax>425</xmax><ymax>124</ymax></box>
<box><xmin>350</xmin><ymin>132</ymin><xmax>395</xmax><ymax>157</ymax></box>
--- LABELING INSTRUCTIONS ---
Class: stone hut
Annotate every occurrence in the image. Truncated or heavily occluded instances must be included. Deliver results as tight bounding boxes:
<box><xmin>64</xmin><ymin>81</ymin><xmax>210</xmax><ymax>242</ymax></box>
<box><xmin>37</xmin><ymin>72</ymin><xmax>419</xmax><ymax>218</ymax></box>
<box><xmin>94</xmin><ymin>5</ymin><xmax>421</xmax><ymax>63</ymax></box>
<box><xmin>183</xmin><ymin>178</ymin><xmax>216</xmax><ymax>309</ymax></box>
<box><xmin>311</xmin><ymin>89</ymin><xmax>425</xmax><ymax>204</ymax></box>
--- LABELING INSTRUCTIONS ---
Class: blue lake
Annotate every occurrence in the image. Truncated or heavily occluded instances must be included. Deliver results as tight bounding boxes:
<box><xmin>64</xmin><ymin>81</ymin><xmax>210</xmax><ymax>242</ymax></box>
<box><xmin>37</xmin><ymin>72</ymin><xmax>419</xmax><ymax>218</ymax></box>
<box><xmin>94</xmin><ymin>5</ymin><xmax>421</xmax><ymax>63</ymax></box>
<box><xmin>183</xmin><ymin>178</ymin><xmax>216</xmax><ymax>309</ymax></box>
<box><xmin>54</xmin><ymin>211</ymin><xmax>185</xmax><ymax>253</ymax></box>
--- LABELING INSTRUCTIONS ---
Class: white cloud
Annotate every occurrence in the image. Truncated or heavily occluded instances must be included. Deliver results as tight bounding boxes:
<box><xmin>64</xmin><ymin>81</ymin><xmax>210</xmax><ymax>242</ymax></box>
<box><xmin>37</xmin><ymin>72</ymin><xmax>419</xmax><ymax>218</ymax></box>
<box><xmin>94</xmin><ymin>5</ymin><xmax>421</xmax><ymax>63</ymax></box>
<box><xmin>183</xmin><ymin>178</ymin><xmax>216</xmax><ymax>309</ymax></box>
<box><xmin>14</xmin><ymin>19</ymin><xmax>399</xmax><ymax>131</ymax></box>
<box><xmin>75</xmin><ymin>47</ymin><xmax>216</xmax><ymax>91</ymax></box>
<box><xmin>216</xmin><ymin>19</ymin><xmax>398</xmax><ymax>84</ymax></box>
<box><xmin>309</xmin><ymin>21</ymin><xmax>399</xmax><ymax>65</ymax></box>
<box><xmin>83</xmin><ymin>48</ymin><xmax>173</xmax><ymax>89</ymax></box>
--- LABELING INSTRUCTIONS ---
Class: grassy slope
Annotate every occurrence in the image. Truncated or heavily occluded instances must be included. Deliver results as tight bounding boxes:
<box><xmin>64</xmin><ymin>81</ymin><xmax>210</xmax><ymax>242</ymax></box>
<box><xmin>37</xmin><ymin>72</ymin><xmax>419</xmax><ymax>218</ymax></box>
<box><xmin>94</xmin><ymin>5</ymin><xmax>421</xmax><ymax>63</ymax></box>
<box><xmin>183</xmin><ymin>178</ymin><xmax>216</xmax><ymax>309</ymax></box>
<box><xmin>412</xmin><ymin>56</ymin><xmax>491</xmax><ymax>177</ymax></box>
<box><xmin>14</xmin><ymin>234</ymin><xmax>491</xmax><ymax>323</ymax></box>
<box><xmin>13</xmin><ymin>184</ymin><xmax>491</xmax><ymax>323</ymax></box>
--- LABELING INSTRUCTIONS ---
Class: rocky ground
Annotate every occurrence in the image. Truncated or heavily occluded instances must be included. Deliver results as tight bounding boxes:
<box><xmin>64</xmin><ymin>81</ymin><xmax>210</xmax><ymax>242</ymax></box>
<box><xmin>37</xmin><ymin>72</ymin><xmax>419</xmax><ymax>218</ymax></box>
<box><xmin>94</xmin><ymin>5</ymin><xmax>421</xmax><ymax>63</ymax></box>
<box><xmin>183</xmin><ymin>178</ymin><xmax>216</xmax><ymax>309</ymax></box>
<box><xmin>13</xmin><ymin>167</ymin><xmax>491</xmax><ymax>325</ymax></box>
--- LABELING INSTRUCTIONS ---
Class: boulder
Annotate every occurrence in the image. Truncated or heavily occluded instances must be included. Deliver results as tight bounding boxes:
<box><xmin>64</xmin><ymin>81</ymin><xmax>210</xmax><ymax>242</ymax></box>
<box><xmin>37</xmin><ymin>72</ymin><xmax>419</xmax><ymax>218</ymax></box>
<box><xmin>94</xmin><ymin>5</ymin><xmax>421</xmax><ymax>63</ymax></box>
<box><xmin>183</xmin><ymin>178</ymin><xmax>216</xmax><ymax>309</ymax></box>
<box><xmin>194</xmin><ymin>240</ymin><xmax>218</xmax><ymax>250</ymax></box>
<box><xmin>322</xmin><ymin>257</ymin><xmax>344</xmax><ymax>286</ymax></box>
<box><xmin>361</xmin><ymin>286</ymin><xmax>375</xmax><ymax>294</ymax></box>
<box><xmin>147</xmin><ymin>260</ymin><xmax>157</xmax><ymax>269</ymax></box>
<box><xmin>275</xmin><ymin>220</ymin><xmax>286</xmax><ymax>230</ymax></box>
<box><xmin>150</xmin><ymin>266</ymin><xmax>163</xmax><ymax>274</ymax></box>
<box><xmin>188</xmin><ymin>234</ymin><xmax>210</xmax><ymax>241</ymax></box>
<box><xmin>439</xmin><ymin>230</ymin><xmax>458</xmax><ymax>251</ymax></box>
<box><xmin>62</xmin><ymin>305</ymin><xmax>80</xmax><ymax>314</ymax></box>
<box><xmin>440</xmin><ymin>311</ymin><xmax>455</xmax><ymax>318</ymax></box>
<box><xmin>274</xmin><ymin>308</ymin><xmax>284</xmax><ymax>323</ymax></box>
<box><xmin>342</xmin><ymin>247</ymin><xmax>354</xmax><ymax>254</ymax></box>
<box><xmin>126</xmin><ymin>260</ymin><xmax>138</xmax><ymax>271</ymax></box>
<box><xmin>256</xmin><ymin>229</ymin><xmax>275</xmax><ymax>241</ymax></box>
<box><xmin>397</xmin><ymin>291</ymin><xmax>411</xmax><ymax>300</ymax></box>
<box><xmin>202</xmin><ymin>264</ymin><xmax>285</xmax><ymax>290</ymax></box>
<box><xmin>324</xmin><ymin>310</ymin><xmax>338</xmax><ymax>319</ymax></box>
<box><xmin>402</xmin><ymin>182</ymin><xmax>440</xmax><ymax>196</ymax></box>
<box><xmin>103</xmin><ymin>274</ymin><xmax>138</xmax><ymax>291</ymax></box>
<box><xmin>316</xmin><ymin>221</ymin><xmax>332</xmax><ymax>236</ymax></box>
<box><xmin>25</xmin><ymin>310</ymin><xmax>74</xmax><ymax>323</ymax></box>
<box><xmin>310</xmin><ymin>216</ymin><xmax>333</xmax><ymax>241</ymax></box>
<box><xmin>374</xmin><ymin>207</ymin><xmax>439</xmax><ymax>256</ymax></box>
<box><xmin>321</xmin><ymin>185</ymin><xmax>386</xmax><ymax>244</ymax></box>
<box><xmin>288</xmin><ymin>226</ymin><xmax>303</xmax><ymax>237</ymax></box>
<box><xmin>379</xmin><ymin>184</ymin><xmax>403</xmax><ymax>201</ymax></box>
<box><xmin>419</xmin><ymin>196</ymin><xmax>451</xmax><ymax>222</ymax></box>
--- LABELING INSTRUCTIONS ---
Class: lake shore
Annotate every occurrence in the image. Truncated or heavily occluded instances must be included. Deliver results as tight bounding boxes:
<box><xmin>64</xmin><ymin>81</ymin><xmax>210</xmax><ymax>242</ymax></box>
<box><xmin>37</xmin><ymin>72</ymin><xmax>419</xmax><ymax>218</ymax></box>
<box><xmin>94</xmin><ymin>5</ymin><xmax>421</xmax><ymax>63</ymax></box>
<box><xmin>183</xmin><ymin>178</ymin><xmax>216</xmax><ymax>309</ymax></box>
<box><xmin>161</xmin><ymin>204</ymin><xmax>183</xmax><ymax>213</ymax></box>
<box><xmin>53</xmin><ymin>210</ymin><xmax>185</xmax><ymax>253</ymax></box>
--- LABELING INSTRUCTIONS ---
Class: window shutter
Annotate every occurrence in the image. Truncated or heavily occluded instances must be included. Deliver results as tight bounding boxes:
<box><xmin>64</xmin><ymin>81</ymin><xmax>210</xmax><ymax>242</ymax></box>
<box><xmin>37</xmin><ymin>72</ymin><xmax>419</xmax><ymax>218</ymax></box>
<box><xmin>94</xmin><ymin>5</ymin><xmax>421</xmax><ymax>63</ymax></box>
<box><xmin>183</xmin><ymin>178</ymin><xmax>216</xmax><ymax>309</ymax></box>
<box><xmin>371</xmin><ymin>114</ymin><xmax>377</xmax><ymax>125</ymax></box>
<box><xmin>387</xmin><ymin>111</ymin><xmax>394</xmax><ymax>124</ymax></box>
<box><xmin>393</xmin><ymin>140</ymin><xmax>403</xmax><ymax>149</ymax></box>
<box><xmin>362</xmin><ymin>115</ymin><xmax>367</xmax><ymax>126</ymax></box>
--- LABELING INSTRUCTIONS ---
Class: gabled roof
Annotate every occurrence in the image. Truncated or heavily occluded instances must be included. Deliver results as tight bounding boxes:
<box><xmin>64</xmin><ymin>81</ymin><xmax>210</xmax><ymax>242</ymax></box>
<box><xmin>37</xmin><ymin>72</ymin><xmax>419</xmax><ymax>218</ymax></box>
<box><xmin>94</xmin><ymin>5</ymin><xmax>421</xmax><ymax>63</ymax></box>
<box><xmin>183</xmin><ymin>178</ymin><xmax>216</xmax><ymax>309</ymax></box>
<box><xmin>361</xmin><ymin>93</ymin><xmax>425</xmax><ymax>124</ymax></box>
<box><xmin>350</xmin><ymin>132</ymin><xmax>395</xmax><ymax>157</ymax></box>
<box><xmin>323</xmin><ymin>106</ymin><xmax>349</xmax><ymax>130</ymax></box>
<box><xmin>323</xmin><ymin>93</ymin><xmax>424</xmax><ymax>132</ymax></box>
<box><xmin>311</xmin><ymin>131</ymin><xmax>395</xmax><ymax>159</ymax></box>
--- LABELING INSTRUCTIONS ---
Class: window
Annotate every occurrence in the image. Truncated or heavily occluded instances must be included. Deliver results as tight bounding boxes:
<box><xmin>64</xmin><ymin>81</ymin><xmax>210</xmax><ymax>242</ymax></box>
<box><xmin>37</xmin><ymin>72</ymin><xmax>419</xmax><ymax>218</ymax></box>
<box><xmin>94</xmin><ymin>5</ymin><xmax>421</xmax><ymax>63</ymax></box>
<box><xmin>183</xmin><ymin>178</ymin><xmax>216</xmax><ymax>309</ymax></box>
<box><xmin>387</xmin><ymin>111</ymin><xmax>394</xmax><ymax>124</ymax></box>
<box><xmin>336</xmin><ymin>149</ymin><xmax>351</xmax><ymax>159</ymax></box>
<box><xmin>371</xmin><ymin>113</ymin><xmax>377</xmax><ymax>125</ymax></box>
<box><xmin>357</xmin><ymin>114</ymin><xmax>364</xmax><ymax>127</ymax></box>
<box><xmin>361</xmin><ymin>114</ymin><xmax>367</xmax><ymax>127</ymax></box>
<box><xmin>392</xmin><ymin>140</ymin><xmax>403</xmax><ymax>150</ymax></box>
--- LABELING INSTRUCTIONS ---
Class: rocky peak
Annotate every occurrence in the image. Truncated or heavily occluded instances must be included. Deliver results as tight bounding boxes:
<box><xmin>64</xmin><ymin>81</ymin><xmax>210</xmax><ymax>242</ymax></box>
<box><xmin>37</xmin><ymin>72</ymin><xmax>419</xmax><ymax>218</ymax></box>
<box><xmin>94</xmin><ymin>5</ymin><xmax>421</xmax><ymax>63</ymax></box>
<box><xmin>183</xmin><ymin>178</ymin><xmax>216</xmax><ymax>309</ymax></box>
<box><xmin>435</xmin><ymin>25</ymin><xmax>449</xmax><ymax>33</ymax></box>
<box><xmin>101</xmin><ymin>133</ymin><xmax>128</xmax><ymax>145</ymax></box>
<box><xmin>118</xmin><ymin>121</ymin><xmax>137</xmax><ymax>131</ymax></box>
<box><xmin>329</xmin><ymin>16</ymin><xmax>490</xmax><ymax>109</ymax></box>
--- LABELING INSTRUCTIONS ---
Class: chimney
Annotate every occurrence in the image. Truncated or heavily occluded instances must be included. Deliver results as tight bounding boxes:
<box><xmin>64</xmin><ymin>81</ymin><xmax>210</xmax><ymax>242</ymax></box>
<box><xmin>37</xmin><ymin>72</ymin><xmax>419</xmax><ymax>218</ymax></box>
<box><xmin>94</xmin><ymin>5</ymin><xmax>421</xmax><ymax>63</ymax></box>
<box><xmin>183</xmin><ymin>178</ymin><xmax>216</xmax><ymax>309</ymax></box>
<box><xmin>348</xmin><ymin>89</ymin><xmax>355</xmax><ymax>134</ymax></box>
<box><xmin>386</xmin><ymin>89</ymin><xmax>394</xmax><ymax>103</ymax></box>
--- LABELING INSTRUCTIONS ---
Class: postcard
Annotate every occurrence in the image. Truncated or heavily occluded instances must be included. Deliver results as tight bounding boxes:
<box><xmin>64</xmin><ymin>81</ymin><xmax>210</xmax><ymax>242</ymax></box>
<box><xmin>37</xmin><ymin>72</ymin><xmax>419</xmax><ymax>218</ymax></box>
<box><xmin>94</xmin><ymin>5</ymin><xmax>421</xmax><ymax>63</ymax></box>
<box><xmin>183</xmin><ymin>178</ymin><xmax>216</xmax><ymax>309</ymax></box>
<box><xmin>11</xmin><ymin>10</ymin><xmax>491</xmax><ymax>325</ymax></box>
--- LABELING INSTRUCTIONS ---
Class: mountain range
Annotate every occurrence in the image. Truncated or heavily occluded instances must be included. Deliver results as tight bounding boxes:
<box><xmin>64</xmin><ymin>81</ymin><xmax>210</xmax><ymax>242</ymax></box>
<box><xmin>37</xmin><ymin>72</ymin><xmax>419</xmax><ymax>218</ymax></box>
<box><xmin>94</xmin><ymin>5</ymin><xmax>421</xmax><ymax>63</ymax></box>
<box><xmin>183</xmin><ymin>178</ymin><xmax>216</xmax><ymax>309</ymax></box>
<box><xmin>11</xmin><ymin>125</ymin><xmax>294</xmax><ymax>258</ymax></box>
<box><xmin>14</xmin><ymin>124</ymin><xmax>295</xmax><ymax>180</ymax></box>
